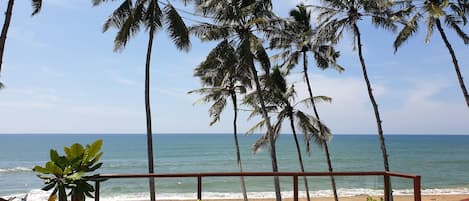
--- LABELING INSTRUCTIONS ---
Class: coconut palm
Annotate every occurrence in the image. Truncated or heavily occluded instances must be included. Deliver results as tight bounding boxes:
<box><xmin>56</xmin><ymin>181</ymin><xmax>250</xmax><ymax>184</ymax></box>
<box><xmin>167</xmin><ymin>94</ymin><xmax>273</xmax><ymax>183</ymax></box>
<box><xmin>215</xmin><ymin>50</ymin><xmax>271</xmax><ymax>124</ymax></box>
<box><xmin>394</xmin><ymin>0</ymin><xmax>469</xmax><ymax>108</ymax></box>
<box><xmin>267</xmin><ymin>4</ymin><xmax>343</xmax><ymax>201</ymax></box>
<box><xmin>93</xmin><ymin>1</ymin><xmax>190</xmax><ymax>200</ymax></box>
<box><xmin>313</xmin><ymin>0</ymin><xmax>397</xmax><ymax>199</ymax></box>
<box><xmin>246</xmin><ymin>67</ymin><xmax>333</xmax><ymax>201</ymax></box>
<box><xmin>191</xmin><ymin>1</ymin><xmax>282</xmax><ymax>200</ymax></box>
<box><xmin>188</xmin><ymin>40</ymin><xmax>250</xmax><ymax>201</ymax></box>
<box><xmin>0</xmin><ymin>0</ymin><xmax>41</xmax><ymax>74</ymax></box>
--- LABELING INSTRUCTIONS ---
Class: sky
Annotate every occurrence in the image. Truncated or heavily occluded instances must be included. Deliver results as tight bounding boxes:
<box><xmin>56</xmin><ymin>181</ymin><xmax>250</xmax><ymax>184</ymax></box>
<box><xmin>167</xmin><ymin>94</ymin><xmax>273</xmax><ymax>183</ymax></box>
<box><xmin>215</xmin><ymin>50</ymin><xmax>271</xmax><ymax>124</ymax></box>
<box><xmin>0</xmin><ymin>0</ymin><xmax>468</xmax><ymax>134</ymax></box>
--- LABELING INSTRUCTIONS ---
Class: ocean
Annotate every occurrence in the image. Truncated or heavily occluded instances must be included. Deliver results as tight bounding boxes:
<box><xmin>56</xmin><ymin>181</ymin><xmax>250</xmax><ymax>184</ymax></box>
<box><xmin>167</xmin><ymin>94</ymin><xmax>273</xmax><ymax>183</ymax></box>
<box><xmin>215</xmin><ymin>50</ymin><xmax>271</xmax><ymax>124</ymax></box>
<box><xmin>0</xmin><ymin>134</ymin><xmax>468</xmax><ymax>200</ymax></box>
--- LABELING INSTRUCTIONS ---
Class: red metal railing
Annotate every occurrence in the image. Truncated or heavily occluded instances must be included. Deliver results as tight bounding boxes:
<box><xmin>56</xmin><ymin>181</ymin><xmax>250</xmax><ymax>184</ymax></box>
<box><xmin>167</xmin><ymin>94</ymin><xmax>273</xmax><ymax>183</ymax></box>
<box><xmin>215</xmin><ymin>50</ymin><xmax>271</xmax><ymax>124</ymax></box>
<box><xmin>91</xmin><ymin>171</ymin><xmax>421</xmax><ymax>201</ymax></box>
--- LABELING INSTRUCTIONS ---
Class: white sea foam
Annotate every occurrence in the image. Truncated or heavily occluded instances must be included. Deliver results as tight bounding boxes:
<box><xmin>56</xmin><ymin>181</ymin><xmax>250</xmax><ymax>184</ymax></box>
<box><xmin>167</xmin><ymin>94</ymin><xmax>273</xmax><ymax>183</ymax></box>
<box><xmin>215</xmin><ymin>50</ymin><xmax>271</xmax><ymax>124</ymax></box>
<box><xmin>0</xmin><ymin>167</ymin><xmax>32</xmax><ymax>173</ymax></box>
<box><xmin>6</xmin><ymin>188</ymin><xmax>469</xmax><ymax>201</ymax></box>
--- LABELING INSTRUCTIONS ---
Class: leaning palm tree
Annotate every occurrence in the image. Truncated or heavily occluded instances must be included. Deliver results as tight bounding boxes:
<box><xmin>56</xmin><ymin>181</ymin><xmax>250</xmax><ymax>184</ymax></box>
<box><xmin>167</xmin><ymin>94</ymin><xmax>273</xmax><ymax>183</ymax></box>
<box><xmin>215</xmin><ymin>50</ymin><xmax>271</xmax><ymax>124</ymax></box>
<box><xmin>394</xmin><ymin>0</ymin><xmax>469</xmax><ymax>108</ymax></box>
<box><xmin>313</xmin><ymin>0</ymin><xmax>398</xmax><ymax>199</ymax></box>
<box><xmin>246</xmin><ymin>67</ymin><xmax>333</xmax><ymax>201</ymax></box>
<box><xmin>1</xmin><ymin>0</ymin><xmax>41</xmax><ymax>74</ymax></box>
<box><xmin>267</xmin><ymin>4</ymin><xmax>343</xmax><ymax>201</ymax></box>
<box><xmin>93</xmin><ymin>1</ymin><xmax>190</xmax><ymax>200</ymax></box>
<box><xmin>191</xmin><ymin>1</ymin><xmax>282</xmax><ymax>200</ymax></box>
<box><xmin>188</xmin><ymin>40</ymin><xmax>250</xmax><ymax>201</ymax></box>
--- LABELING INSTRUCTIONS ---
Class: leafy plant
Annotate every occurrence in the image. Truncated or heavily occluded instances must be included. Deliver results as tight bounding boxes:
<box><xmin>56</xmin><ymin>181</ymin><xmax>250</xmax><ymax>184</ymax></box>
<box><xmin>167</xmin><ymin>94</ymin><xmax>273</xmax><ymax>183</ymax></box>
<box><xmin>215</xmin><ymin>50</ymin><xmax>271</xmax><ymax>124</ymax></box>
<box><xmin>366</xmin><ymin>196</ymin><xmax>384</xmax><ymax>201</ymax></box>
<box><xmin>33</xmin><ymin>140</ymin><xmax>104</xmax><ymax>201</ymax></box>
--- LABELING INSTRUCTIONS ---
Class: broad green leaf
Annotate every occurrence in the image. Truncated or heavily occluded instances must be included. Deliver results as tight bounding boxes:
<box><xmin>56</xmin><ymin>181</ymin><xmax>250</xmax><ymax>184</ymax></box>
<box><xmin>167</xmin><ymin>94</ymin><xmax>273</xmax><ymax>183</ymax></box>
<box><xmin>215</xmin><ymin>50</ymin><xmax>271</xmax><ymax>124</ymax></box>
<box><xmin>68</xmin><ymin>143</ymin><xmax>84</xmax><ymax>159</ymax></box>
<box><xmin>45</xmin><ymin>161</ymin><xmax>63</xmax><ymax>176</ymax></box>
<box><xmin>63</xmin><ymin>166</ymin><xmax>72</xmax><ymax>175</ymax></box>
<box><xmin>50</xmin><ymin>149</ymin><xmax>60</xmax><ymax>164</ymax></box>
<box><xmin>33</xmin><ymin>165</ymin><xmax>52</xmax><ymax>174</ymax></box>
<box><xmin>83</xmin><ymin>140</ymin><xmax>103</xmax><ymax>162</ymax></box>
<box><xmin>66</xmin><ymin>172</ymin><xmax>84</xmax><ymax>181</ymax></box>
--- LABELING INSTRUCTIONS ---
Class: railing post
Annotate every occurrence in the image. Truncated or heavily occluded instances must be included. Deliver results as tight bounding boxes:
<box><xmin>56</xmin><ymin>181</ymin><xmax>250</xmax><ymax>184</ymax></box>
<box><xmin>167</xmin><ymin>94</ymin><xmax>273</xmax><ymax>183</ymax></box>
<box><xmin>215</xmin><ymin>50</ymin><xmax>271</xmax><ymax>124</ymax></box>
<box><xmin>414</xmin><ymin>176</ymin><xmax>421</xmax><ymax>201</ymax></box>
<box><xmin>293</xmin><ymin>175</ymin><xmax>298</xmax><ymax>201</ymax></box>
<box><xmin>95</xmin><ymin>181</ymin><xmax>100</xmax><ymax>201</ymax></box>
<box><xmin>384</xmin><ymin>174</ymin><xmax>390</xmax><ymax>201</ymax></box>
<box><xmin>197</xmin><ymin>176</ymin><xmax>202</xmax><ymax>200</ymax></box>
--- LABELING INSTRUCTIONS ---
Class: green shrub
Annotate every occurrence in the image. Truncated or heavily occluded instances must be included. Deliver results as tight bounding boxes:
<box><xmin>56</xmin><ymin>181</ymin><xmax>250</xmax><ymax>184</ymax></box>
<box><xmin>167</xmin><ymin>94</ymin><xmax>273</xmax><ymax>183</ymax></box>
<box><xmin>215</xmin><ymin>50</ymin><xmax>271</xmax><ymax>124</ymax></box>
<box><xmin>33</xmin><ymin>140</ymin><xmax>104</xmax><ymax>201</ymax></box>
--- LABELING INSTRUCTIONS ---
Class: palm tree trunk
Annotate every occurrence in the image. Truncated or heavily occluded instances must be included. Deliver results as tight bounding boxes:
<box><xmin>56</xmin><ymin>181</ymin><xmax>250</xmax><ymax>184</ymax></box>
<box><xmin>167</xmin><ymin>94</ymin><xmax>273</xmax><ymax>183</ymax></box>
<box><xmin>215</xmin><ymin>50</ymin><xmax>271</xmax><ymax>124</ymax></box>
<box><xmin>231</xmin><ymin>92</ymin><xmax>248</xmax><ymax>201</ymax></box>
<box><xmin>353</xmin><ymin>23</ymin><xmax>392</xmax><ymax>200</ymax></box>
<box><xmin>0</xmin><ymin>0</ymin><xmax>15</xmax><ymax>74</ymax></box>
<box><xmin>249</xmin><ymin>64</ymin><xmax>282</xmax><ymax>201</ymax></box>
<box><xmin>145</xmin><ymin>29</ymin><xmax>156</xmax><ymax>201</ymax></box>
<box><xmin>435</xmin><ymin>19</ymin><xmax>469</xmax><ymax>109</ymax></box>
<box><xmin>288</xmin><ymin>111</ymin><xmax>311</xmax><ymax>201</ymax></box>
<box><xmin>302</xmin><ymin>51</ymin><xmax>339</xmax><ymax>201</ymax></box>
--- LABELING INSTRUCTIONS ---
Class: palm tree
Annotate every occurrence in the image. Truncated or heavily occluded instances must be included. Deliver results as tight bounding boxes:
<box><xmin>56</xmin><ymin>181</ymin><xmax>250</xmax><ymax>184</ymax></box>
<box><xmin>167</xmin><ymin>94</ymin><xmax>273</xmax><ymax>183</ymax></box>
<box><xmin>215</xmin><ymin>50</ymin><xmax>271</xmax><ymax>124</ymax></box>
<box><xmin>191</xmin><ymin>1</ymin><xmax>282</xmax><ymax>200</ymax></box>
<box><xmin>93</xmin><ymin>1</ymin><xmax>190</xmax><ymax>200</ymax></box>
<box><xmin>313</xmin><ymin>0</ymin><xmax>398</xmax><ymax>199</ymax></box>
<box><xmin>246</xmin><ymin>67</ymin><xmax>333</xmax><ymax>201</ymax></box>
<box><xmin>267</xmin><ymin>4</ymin><xmax>343</xmax><ymax>201</ymax></box>
<box><xmin>0</xmin><ymin>0</ymin><xmax>41</xmax><ymax>75</ymax></box>
<box><xmin>188</xmin><ymin>40</ymin><xmax>250</xmax><ymax>201</ymax></box>
<box><xmin>394</xmin><ymin>0</ymin><xmax>469</xmax><ymax>108</ymax></box>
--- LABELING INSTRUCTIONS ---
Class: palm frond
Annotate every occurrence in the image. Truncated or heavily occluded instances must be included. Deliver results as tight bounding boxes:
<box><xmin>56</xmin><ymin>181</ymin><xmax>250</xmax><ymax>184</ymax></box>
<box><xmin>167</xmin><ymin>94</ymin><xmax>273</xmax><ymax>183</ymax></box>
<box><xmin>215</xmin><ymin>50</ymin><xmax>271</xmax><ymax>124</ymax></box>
<box><xmin>296</xmin><ymin>96</ymin><xmax>332</xmax><ymax>108</ymax></box>
<box><xmin>250</xmin><ymin>35</ymin><xmax>271</xmax><ymax>74</ymax></box>
<box><xmin>294</xmin><ymin>110</ymin><xmax>321</xmax><ymax>153</ymax></box>
<box><xmin>164</xmin><ymin>3</ymin><xmax>191</xmax><ymax>51</ymax></box>
<box><xmin>445</xmin><ymin>15</ymin><xmax>469</xmax><ymax>44</ymax></box>
<box><xmin>372</xmin><ymin>15</ymin><xmax>397</xmax><ymax>32</ymax></box>
<box><xmin>425</xmin><ymin>16</ymin><xmax>435</xmax><ymax>43</ymax></box>
<box><xmin>208</xmin><ymin>97</ymin><xmax>227</xmax><ymax>125</ymax></box>
<box><xmin>394</xmin><ymin>13</ymin><xmax>422</xmax><ymax>53</ymax></box>
<box><xmin>102</xmin><ymin>0</ymin><xmax>133</xmax><ymax>33</ymax></box>
<box><xmin>31</xmin><ymin>0</ymin><xmax>42</xmax><ymax>15</ymax></box>
<box><xmin>246</xmin><ymin>119</ymin><xmax>266</xmax><ymax>136</ymax></box>
<box><xmin>252</xmin><ymin>133</ymin><xmax>269</xmax><ymax>154</ymax></box>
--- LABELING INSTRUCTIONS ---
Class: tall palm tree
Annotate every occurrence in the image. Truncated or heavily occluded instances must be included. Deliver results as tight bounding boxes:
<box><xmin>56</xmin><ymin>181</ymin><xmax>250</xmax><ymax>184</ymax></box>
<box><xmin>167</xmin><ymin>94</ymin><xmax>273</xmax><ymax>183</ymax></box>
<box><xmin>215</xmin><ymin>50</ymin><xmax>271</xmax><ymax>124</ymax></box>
<box><xmin>93</xmin><ymin>1</ymin><xmax>190</xmax><ymax>200</ymax></box>
<box><xmin>246</xmin><ymin>67</ymin><xmax>333</xmax><ymax>201</ymax></box>
<box><xmin>268</xmin><ymin>4</ymin><xmax>343</xmax><ymax>201</ymax></box>
<box><xmin>188</xmin><ymin>40</ymin><xmax>250</xmax><ymax>201</ymax></box>
<box><xmin>191</xmin><ymin>1</ymin><xmax>282</xmax><ymax>200</ymax></box>
<box><xmin>394</xmin><ymin>0</ymin><xmax>469</xmax><ymax>108</ymax></box>
<box><xmin>313</xmin><ymin>0</ymin><xmax>397</xmax><ymax>199</ymax></box>
<box><xmin>0</xmin><ymin>0</ymin><xmax>41</xmax><ymax>75</ymax></box>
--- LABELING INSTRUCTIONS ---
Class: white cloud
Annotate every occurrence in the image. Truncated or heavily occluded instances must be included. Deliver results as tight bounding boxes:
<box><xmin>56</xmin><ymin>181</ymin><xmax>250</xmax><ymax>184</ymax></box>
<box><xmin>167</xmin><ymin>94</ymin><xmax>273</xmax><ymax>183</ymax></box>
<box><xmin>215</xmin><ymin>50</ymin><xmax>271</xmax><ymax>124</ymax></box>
<box><xmin>284</xmin><ymin>73</ymin><xmax>469</xmax><ymax>134</ymax></box>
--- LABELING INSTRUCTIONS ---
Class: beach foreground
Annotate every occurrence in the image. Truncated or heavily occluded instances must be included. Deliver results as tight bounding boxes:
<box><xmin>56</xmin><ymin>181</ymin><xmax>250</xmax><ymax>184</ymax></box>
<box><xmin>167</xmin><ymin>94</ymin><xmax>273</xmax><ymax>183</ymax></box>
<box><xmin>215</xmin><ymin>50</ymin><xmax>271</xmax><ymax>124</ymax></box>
<box><xmin>158</xmin><ymin>195</ymin><xmax>469</xmax><ymax>201</ymax></box>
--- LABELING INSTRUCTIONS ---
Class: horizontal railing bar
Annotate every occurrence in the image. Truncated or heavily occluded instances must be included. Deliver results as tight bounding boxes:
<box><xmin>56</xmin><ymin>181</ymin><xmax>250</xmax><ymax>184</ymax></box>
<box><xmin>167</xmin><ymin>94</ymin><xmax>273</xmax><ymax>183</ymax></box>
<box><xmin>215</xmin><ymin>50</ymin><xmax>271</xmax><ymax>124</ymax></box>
<box><xmin>385</xmin><ymin>171</ymin><xmax>420</xmax><ymax>179</ymax></box>
<box><xmin>90</xmin><ymin>171</ymin><xmax>419</xmax><ymax>180</ymax></box>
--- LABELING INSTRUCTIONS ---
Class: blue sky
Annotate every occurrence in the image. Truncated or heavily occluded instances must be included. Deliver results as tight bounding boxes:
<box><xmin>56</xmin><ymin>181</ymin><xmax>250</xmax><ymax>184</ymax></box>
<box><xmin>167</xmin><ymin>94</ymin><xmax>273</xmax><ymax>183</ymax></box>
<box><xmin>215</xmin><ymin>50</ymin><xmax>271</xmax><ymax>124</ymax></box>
<box><xmin>0</xmin><ymin>0</ymin><xmax>468</xmax><ymax>134</ymax></box>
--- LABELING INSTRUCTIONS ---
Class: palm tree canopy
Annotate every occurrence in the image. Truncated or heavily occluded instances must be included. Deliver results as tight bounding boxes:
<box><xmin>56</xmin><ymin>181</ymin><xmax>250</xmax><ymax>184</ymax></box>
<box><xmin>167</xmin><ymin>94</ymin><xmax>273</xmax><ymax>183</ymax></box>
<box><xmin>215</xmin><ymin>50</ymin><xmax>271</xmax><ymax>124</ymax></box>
<box><xmin>189</xmin><ymin>39</ymin><xmax>250</xmax><ymax>125</ymax></box>
<box><xmin>314</xmin><ymin>0</ymin><xmax>397</xmax><ymax>45</ymax></box>
<box><xmin>394</xmin><ymin>0</ymin><xmax>469</xmax><ymax>51</ymax></box>
<box><xmin>245</xmin><ymin>67</ymin><xmax>332</xmax><ymax>153</ymax></box>
<box><xmin>191</xmin><ymin>0</ymin><xmax>275</xmax><ymax>75</ymax></box>
<box><xmin>95</xmin><ymin>0</ymin><xmax>190</xmax><ymax>52</ymax></box>
<box><xmin>267</xmin><ymin>4</ymin><xmax>343</xmax><ymax>74</ymax></box>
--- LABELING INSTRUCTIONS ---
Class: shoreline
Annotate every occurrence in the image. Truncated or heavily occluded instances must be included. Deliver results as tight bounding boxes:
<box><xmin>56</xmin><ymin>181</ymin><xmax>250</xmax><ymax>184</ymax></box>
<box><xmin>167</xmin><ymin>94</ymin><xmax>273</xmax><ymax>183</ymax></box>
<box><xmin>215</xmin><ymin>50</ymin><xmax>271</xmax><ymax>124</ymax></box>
<box><xmin>4</xmin><ymin>193</ymin><xmax>469</xmax><ymax>201</ymax></box>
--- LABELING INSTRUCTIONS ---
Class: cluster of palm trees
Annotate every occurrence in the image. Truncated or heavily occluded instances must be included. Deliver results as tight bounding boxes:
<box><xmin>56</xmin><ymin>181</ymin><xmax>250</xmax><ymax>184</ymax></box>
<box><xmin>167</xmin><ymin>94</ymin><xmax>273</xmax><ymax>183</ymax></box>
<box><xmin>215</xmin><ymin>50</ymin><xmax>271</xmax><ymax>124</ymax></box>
<box><xmin>1</xmin><ymin>0</ymin><xmax>467</xmax><ymax>201</ymax></box>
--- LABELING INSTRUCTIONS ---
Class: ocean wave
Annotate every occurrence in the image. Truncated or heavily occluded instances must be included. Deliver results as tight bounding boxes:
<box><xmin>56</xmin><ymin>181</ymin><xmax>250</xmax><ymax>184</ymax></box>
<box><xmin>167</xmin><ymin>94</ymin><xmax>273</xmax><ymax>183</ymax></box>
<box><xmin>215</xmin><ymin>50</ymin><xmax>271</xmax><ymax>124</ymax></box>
<box><xmin>0</xmin><ymin>167</ymin><xmax>32</xmax><ymax>173</ymax></box>
<box><xmin>9</xmin><ymin>188</ymin><xmax>469</xmax><ymax>201</ymax></box>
